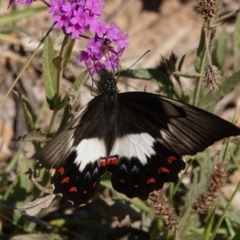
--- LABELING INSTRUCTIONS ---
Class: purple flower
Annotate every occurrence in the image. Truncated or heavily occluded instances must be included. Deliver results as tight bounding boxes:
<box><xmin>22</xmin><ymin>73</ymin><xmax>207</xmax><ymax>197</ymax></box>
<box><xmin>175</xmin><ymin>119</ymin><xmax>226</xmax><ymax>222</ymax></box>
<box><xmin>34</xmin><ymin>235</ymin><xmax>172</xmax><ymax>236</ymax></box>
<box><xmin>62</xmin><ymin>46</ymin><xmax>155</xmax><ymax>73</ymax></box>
<box><xmin>70</xmin><ymin>7</ymin><xmax>86</xmax><ymax>26</ymax></box>
<box><xmin>47</xmin><ymin>0</ymin><xmax>105</xmax><ymax>40</ymax></box>
<box><xmin>107</xmin><ymin>23</ymin><xmax>120</xmax><ymax>41</ymax></box>
<box><xmin>105</xmin><ymin>55</ymin><xmax>119</xmax><ymax>71</ymax></box>
<box><xmin>48</xmin><ymin>0</ymin><xmax>63</xmax><ymax>13</ymax></box>
<box><xmin>87</xmin><ymin>38</ymin><xmax>102</xmax><ymax>55</ymax></box>
<box><xmin>77</xmin><ymin>51</ymin><xmax>89</xmax><ymax>62</ymax></box>
<box><xmin>77</xmin><ymin>23</ymin><xmax>128</xmax><ymax>75</ymax></box>
<box><xmin>7</xmin><ymin>0</ymin><xmax>129</xmax><ymax>78</ymax></box>
<box><xmin>53</xmin><ymin>14</ymin><xmax>69</xmax><ymax>29</ymax></box>
<box><xmin>85</xmin><ymin>0</ymin><xmax>105</xmax><ymax>17</ymax></box>
<box><xmin>62</xmin><ymin>2</ymin><xmax>76</xmax><ymax>17</ymax></box>
<box><xmin>90</xmin><ymin>20</ymin><xmax>107</xmax><ymax>38</ymax></box>
<box><xmin>115</xmin><ymin>32</ymin><xmax>129</xmax><ymax>50</ymax></box>
<box><xmin>66</xmin><ymin>23</ymin><xmax>85</xmax><ymax>39</ymax></box>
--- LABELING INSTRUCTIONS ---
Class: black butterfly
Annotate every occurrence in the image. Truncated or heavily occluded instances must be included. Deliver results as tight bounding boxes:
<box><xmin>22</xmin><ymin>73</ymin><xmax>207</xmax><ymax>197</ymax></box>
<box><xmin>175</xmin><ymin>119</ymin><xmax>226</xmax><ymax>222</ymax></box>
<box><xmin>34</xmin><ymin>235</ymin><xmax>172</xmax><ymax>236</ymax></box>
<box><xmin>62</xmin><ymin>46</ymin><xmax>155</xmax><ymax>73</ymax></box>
<box><xmin>33</xmin><ymin>78</ymin><xmax>240</xmax><ymax>207</ymax></box>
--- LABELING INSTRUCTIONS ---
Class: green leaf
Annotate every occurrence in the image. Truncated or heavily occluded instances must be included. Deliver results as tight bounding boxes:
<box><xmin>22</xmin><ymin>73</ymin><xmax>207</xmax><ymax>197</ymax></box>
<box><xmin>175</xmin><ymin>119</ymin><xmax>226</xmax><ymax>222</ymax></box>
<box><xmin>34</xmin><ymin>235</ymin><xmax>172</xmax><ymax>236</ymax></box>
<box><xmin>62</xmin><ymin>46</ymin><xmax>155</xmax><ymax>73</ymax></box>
<box><xmin>120</xmin><ymin>68</ymin><xmax>173</xmax><ymax>88</ymax></box>
<box><xmin>0</xmin><ymin>25</ymin><xmax>28</xmax><ymax>35</ymax></box>
<box><xmin>101</xmin><ymin>177</ymin><xmax>150</xmax><ymax>212</ymax></box>
<box><xmin>13</xmin><ymin>131</ymin><xmax>50</xmax><ymax>142</ymax></box>
<box><xmin>13</xmin><ymin>91</ymin><xmax>35</xmax><ymax>132</ymax></box>
<box><xmin>52</xmin><ymin>56</ymin><xmax>63</xmax><ymax>70</ymax></box>
<box><xmin>62</xmin><ymin>37</ymin><xmax>76</xmax><ymax>68</ymax></box>
<box><xmin>0</xmin><ymin>143</ymin><xmax>25</xmax><ymax>189</ymax></box>
<box><xmin>54</xmin><ymin>97</ymin><xmax>68</xmax><ymax>111</ymax></box>
<box><xmin>194</xmin><ymin>27</ymin><xmax>205</xmax><ymax>72</ymax></box>
<box><xmin>175</xmin><ymin>54</ymin><xmax>186</xmax><ymax>88</ymax></box>
<box><xmin>0</xmin><ymin>6</ymin><xmax>46</xmax><ymax>27</ymax></box>
<box><xmin>234</xmin><ymin>13</ymin><xmax>240</xmax><ymax>71</ymax></box>
<box><xmin>232</xmin><ymin>228</ymin><xmax>240</xmax><ymax>240</ymax></box>
<box><xmin>212</xmin><ymin>28</ymin><xmax>228</xmax><ymax>71</ymax></box>
<box><xmin>72</xmin><ymin>70</ymin><xmax>88</xmax><ymax>91</ymax></box>
<box><xmin>204</xmin><ymin>204</ymin><xmax>216</xmax><ymax>240</ymax></box>
<box><xmin>2</xmin><ymin>156</ymin><xmax>36</xmax><ymax>232</ymax></box>
<box><xmin>42</xmin><ymin>35</ymin><xmax>58</xmax><ymax>109</ymax></box>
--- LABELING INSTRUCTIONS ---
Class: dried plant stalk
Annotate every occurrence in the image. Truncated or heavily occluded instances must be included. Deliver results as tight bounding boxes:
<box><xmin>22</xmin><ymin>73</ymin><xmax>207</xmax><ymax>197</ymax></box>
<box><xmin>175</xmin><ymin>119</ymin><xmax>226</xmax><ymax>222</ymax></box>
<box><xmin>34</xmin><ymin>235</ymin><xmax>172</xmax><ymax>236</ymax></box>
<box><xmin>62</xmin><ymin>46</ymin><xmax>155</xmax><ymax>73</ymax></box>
<box><xmin>148</xmin><ymin>189</ymin><xmax>179</xmax><ymax>235</ymax></box>
<box><xmin>192</xmin><ymin>163</ymin><xmax>227</xmax><ymax>213</ymax></box>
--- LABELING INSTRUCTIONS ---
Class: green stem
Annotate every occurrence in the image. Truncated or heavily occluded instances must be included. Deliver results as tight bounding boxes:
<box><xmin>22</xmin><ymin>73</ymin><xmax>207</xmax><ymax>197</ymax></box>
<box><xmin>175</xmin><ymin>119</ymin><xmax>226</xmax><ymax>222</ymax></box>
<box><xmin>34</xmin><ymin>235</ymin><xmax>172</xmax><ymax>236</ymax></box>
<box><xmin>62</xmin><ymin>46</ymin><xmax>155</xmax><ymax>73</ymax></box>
<box><xmin>212</xmin><ymin>9</ymin><xmax>240</xmax><ymax>27</ymax></box>
<box><xmin>210</xmin><ymin>181</ymin><xmax>240</xmax><ymax>240</ymax></box>
<box><xmin>204</xmin><ymin>28</ymin><xmax>213</xmax><ymax>66</ymax></box>
<box><xmin>193</xmin><ymin>25</ymin><xmax>215</xmax><ymax>106</ymax></box>
<box><xmin>173</xmin><ymin>71</ymin><xmax>204</xmax><ymax>78</ymax></box>
<box><xmin>222</xmin><ymin>104</ymin><xmax>238</xmax><ymax>163</ymax></box>
<box><xmin>48</xmin><ymin>109</ymin><xmax>59</xmax><ymax>134</ymax></box>
<box><xmin>193</xmin><ymin>46</ymin><xmax>207</xmax><ymax>106</ymax></box>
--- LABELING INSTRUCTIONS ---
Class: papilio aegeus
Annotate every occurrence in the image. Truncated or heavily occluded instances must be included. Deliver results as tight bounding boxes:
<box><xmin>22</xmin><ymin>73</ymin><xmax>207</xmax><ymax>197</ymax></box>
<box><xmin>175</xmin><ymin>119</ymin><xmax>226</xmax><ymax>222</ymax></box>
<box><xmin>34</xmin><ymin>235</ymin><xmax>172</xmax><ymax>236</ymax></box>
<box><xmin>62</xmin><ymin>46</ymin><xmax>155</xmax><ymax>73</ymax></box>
<box><xmin>33</xmin><ymin>77</ymin><xmax>240</xmax><ymax>207</ymax></box>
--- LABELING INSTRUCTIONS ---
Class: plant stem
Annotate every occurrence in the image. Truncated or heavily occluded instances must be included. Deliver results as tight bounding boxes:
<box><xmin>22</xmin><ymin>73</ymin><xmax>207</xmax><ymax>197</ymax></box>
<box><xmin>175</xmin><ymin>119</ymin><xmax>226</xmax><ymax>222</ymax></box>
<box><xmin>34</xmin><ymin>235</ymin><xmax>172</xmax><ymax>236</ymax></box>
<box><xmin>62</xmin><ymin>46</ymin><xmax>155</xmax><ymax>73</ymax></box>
<box><xmin>173</xmin><ymin>71</ymin><xmax>204</xmax><ymax>78</ymax></box>
<box><xmin>210</xmin><ymin>181</ymin><xmax>240</xmax><ymax>240</ymax></box>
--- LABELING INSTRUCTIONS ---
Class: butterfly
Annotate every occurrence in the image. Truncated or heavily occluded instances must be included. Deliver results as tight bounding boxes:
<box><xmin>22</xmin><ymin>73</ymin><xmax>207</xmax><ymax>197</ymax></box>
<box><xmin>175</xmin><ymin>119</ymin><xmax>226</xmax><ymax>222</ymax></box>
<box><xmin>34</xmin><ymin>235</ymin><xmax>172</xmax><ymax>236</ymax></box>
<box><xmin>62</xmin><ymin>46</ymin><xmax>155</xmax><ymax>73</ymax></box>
<box><xmin>33</xmin><ymin>77</ymin><xmax>240</xmax><ymax>207</ymax></box>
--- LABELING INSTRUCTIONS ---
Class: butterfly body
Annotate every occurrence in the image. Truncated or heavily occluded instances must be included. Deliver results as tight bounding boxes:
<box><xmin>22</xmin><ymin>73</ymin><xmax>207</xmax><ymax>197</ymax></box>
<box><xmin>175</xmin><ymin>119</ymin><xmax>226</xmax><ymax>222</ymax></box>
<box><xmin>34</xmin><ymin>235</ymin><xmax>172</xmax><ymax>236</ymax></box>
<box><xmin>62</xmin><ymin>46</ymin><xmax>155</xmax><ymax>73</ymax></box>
<box><xmin>34</xmin><ymin>78</ymin><xmax>240</xmax><ymax>207</ymax></box>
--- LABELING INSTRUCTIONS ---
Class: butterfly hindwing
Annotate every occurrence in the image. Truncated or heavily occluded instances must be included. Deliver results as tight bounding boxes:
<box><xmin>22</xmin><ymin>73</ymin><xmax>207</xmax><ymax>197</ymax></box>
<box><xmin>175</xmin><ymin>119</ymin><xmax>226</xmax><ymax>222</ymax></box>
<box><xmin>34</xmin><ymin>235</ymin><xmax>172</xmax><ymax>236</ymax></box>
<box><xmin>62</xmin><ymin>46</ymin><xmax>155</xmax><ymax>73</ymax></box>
<box><xmin>51</xmin><ymin>151</ymin><xmax>101</xmax><ymax>207</ymax></box>
<box><xmin>108</xmin><ymin>140</ymin><xmax>185</xmax><ymax>200</ymax></box>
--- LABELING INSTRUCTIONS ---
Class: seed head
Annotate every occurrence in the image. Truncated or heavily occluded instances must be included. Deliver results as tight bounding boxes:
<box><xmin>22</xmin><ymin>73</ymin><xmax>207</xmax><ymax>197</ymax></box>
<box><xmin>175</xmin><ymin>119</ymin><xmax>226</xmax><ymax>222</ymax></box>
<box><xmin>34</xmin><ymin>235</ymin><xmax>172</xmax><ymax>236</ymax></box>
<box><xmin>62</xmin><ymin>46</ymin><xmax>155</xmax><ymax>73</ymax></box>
<box><xmin>204</xmin><ymin>65</ymin><xmax>222</xmax><ymax>93</ymax></box>
<box><xmin>195</xmin><ymin>0</ymin><xmax>219</xmax><ymax>21</ymax></box>
<box><xmin>192</xmin><ymin>163</ymin><xmax>227</xmax><ymax>213</ymax></box>
<box><xmin>148</xmin><ymin>190</ymin><xmax>179</xmax><ymax>234</ymax></box>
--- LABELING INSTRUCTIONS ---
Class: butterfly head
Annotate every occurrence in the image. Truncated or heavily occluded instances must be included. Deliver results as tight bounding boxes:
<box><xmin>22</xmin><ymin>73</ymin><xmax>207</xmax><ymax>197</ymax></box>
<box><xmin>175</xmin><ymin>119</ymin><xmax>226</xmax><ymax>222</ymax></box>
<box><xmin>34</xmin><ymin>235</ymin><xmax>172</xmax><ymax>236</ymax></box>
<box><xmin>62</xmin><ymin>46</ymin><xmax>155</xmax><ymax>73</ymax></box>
<box><xmin>105</xmin><ymin>77</ymin><xmax>118</xmax><ymax>93</ymax></box>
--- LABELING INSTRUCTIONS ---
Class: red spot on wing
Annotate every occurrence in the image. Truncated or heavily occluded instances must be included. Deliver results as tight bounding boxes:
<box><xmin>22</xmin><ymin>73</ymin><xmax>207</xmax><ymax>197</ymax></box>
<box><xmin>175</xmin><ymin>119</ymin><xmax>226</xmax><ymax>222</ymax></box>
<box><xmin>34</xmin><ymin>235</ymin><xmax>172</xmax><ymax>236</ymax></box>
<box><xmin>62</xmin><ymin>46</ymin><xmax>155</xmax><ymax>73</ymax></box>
<box><xmin>167</xmin><ymin>156</ymin><xmax>177</xmax><ymax>164</ymax></box>
<box><xmin>58</xmin><ymin>167</ymin><xmax>65</xmax><ymax>175</ymax></box>
<box><xmin>107</xmin><ymin>157</ymin><xmax>118</xmax><ymax>165</ymax></box>
<box><xmin>158</xmin><ymin>167</ymin><xmax>170</xmax><ymax>173</ymax></box>
<box><xmin>83</xmin><ymin>190</ymin><xmax>87</xmax><ymax>194</ymax></box>
<box><xmin>92</xmin><ymin>182</ymin><xmax>97</xmax><ymax>187</ymax></box>
<box><xmin>99</xmin><ymin>158</ymin><xmax>107</xmax><ymax>167</ymax></box>
<box><xmin>69</xmin><ymin>186</ymin><xmax>77</xmax><ymax>192</ymax></box>
<box><xmin>119</xmin><ymin>179</ymin><xmax>125</xmax><ymax>184</ymax></box>
<box><xmin>134</xmin><ymin>185</ymin><xmax>138</xmax><ymax>188</ymax></box>
<box><xmin>147</xmin><ymin>178</ymin><xmax>156</xmax><ymax>184</ymax></box>
<box><xmin>61</xmin><ymin>177</ymin><xmax>70</xmax><ymax>184</ymax></box>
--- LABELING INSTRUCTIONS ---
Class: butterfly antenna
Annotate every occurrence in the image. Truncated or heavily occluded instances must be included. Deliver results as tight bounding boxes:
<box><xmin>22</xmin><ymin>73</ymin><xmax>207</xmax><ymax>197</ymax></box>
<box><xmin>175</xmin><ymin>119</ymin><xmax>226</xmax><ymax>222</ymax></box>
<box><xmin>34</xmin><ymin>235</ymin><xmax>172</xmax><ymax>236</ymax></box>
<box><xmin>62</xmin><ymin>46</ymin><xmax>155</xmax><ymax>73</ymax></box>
<box><xmin>126</xmin><ymin>50</ymin><xmax>151</xmax><ymax>70</ymax></box>
<box><xmin>115</xmin><ymin>52</ymin><xmax>121</xmax><ymax>80</ymax></box>
<box><xmin>106</xmin><ymin>50</ymin><xmax>117</xmax><ymax>80</ymax></box>
<box><xmin>93</xmin><ymin>61</ymin><xmax>106</xmax><ymax>94</ymax></box>
<box><xmin>85</xmin><ymin>63</ymin><xmax>98</xmax><ymax>96</ymax></box>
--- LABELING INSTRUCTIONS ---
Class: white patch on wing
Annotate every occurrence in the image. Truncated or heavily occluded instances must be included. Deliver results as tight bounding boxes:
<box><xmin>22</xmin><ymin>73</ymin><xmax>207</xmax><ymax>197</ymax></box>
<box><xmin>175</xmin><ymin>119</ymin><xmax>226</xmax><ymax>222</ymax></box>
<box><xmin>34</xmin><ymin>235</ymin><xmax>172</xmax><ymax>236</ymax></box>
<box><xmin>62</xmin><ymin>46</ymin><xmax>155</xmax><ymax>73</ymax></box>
<box><xmin>159</xmin><ymin>130</ymin><xmax>168</xmax><ymax>140</ymax></box>
<box><xmin>75</xmin><ymin>138</ymin><xmax>106</xmax><ymax>171</ymax></box>
<box><xmin>110</xmin><ymin>133</ymin><xmax>155</xmax><ymax>164</ymax></box>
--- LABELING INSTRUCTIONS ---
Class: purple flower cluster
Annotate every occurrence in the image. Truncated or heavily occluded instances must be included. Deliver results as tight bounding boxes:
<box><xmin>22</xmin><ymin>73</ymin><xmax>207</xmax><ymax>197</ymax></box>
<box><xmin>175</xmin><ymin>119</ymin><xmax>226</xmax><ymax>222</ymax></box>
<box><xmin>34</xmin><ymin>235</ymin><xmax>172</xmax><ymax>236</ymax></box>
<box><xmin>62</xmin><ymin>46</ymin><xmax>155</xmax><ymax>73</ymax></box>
<box><xmin>8</xmin><ymin>0</ymin><xmax>129</xmax><ymax>75</ymax></box>
<box><xmin>78</xmin><ymin>23</ymin><xmax>128</xmax><ymax>75</ymax></box>
<box><xmin>48</xmin><ymin>0</ymin><xmax>128</xmax><ymax>74</ymax></box>
<box><xmin>48</xmin><ymin>0</ymin><xmax>105</xmax><ymax>39</ymax></box>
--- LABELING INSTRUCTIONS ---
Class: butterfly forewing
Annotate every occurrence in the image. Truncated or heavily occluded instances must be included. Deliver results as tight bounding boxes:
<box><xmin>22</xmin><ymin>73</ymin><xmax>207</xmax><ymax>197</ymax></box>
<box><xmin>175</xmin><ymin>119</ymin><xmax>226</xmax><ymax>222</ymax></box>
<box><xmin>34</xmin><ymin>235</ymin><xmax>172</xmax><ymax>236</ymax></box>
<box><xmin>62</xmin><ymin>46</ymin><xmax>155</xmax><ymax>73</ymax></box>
<box><xmin>33</xmin><ymin>83</ymin><xmax>240</xmax><ymax>207</ymax></box>
<box><xmin>34</xmin><ymin>95</ymin><xmax>110</xmax><ymax>206</ymax></box>
<box><xmin>118</xmin><ymin>92</ymin><xmax>240</xmax><ymax>155</ymax></box>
